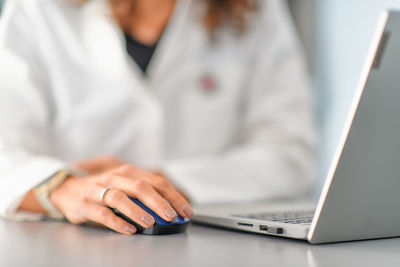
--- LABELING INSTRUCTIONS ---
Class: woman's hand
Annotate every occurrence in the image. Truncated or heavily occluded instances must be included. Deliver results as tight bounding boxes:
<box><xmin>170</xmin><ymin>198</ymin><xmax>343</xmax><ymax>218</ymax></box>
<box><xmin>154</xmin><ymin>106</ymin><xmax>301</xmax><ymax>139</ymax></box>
<box><xmin>72</xmin><ymin>155</ymin><xmax>126</xmax><ymax>175</ymax></box>
<box><xmin>49</xmin><ymin>164</ymin><xmax>193</xmax><ymax>235</ymax></box>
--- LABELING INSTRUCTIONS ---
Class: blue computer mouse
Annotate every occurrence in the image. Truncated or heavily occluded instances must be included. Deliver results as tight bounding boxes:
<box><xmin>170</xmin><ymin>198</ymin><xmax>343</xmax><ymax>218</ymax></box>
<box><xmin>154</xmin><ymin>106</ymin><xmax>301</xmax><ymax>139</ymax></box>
<box><xmin>112</xmin><ymin>197</ymin><xmax>190</xmax><ymax>235</ymax></box>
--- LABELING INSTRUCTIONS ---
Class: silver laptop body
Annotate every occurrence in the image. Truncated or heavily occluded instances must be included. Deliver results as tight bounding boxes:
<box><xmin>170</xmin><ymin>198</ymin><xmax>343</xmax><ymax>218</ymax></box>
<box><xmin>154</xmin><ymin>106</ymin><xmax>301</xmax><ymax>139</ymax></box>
<box><xmin>193</xmin><ymin>11</ymin><xmax>400</xmax><ymax>244</ymax></box>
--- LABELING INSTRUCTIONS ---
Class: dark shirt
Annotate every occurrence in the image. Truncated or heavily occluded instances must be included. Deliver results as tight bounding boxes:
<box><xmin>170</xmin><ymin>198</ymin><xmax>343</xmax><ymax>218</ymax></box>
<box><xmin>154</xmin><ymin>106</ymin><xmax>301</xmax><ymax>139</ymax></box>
<box><xmin>124</xmin><ymin>33</ymin><xmax>158</xmax><ymax>74</ymax></box>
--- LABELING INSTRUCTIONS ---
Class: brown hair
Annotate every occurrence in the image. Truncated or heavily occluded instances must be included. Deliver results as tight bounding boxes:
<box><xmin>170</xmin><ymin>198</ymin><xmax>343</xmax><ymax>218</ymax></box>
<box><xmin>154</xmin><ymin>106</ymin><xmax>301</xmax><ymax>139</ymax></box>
<box><xmin>107</xmin><ymin>0</ymin><xmax>257</xmax><ymax>38</ymax></box>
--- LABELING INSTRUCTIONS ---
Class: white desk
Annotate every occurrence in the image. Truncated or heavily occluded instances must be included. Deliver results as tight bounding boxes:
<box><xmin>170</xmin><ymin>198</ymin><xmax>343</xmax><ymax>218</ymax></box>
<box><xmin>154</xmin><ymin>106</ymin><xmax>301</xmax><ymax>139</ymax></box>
<box><xmin>1</xmin><ymin>219</ymin><xmax>399</xmax><ymax>267</ymax></box>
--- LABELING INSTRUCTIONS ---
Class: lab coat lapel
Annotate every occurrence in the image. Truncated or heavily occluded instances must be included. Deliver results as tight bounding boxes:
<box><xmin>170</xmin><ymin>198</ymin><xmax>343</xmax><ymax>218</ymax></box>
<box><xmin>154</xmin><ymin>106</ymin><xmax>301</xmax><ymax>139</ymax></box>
<box><xmin>81</xmin><ymin>0</ymin><xmax>148</xmax><ymax>90</ymax></box>
<box><xmin>146</xmin><ymin>0</ymin><xmax>193</xmax><ymax>87</ymax></box>
<box><xmin>81</xmin><ymin>0</ymin><xmax>194</xmax><ymax>91</ymax></box>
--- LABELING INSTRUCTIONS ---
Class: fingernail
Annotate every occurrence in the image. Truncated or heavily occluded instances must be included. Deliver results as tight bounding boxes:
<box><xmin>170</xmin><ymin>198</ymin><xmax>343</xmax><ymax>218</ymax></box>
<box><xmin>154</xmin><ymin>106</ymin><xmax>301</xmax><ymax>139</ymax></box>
<box><xmin>142</xmin><ymin>214</ymin><xmax>155</xmax><ymax>226</ymax></box>
<box><xmin>125</xmin><ymin>224</ymin><xmax>137</xmax><ymax>234</ymax></box>
<box><xmin>165</xmin><ymin>208</ymin><xmax>177</xmax><ymax>219</ymax></box>
<box><xmin>182</xmin><ymin>205</ymin><xmax>193</xmax><ymax>217</ymax></box>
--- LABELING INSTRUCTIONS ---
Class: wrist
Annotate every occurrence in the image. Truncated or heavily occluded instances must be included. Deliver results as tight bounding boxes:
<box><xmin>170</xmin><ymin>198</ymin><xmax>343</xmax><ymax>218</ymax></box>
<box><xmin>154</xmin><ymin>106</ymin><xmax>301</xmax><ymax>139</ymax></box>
<box><xmin>34</xmin><ymin>170</ymin><xmax>76</xmax><ymax>219</ymax></box>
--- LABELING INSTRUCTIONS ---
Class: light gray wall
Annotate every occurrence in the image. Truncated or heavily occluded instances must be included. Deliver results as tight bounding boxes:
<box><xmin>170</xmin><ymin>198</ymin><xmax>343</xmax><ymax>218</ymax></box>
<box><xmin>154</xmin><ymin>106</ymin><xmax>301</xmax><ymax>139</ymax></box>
<box><xmin>0</xmin><ymin>0</ymin><xmax>5</xmax><ymax>13</ymax></box>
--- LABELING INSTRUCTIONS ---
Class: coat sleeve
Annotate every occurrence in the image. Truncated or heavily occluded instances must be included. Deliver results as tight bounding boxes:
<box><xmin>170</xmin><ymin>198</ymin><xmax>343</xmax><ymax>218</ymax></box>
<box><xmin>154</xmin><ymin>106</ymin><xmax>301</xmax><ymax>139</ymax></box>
<box><xmin>0</xmin><ymin>0</ymin><xmax>67</xmax><ymax>220</ymax></box>
<box><xmin>163</xmin><ymin>0</ymin><xmax>316</xmax><ymax>204</ymax></box>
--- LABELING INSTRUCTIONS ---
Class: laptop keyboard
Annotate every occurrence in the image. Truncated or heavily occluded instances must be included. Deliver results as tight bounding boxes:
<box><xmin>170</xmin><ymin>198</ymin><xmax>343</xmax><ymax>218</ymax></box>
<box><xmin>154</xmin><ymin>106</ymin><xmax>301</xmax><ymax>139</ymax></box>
<box><xmin>233</xmin><ymin>211</ymin><xmax>314</xmax><ymax>225</ymax></box>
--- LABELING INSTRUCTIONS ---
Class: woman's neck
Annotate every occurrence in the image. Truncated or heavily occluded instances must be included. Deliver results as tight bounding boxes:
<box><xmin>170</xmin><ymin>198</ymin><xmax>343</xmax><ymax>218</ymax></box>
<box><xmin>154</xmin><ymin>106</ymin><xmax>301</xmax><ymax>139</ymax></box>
<box><xmin>114</xmin><ymin>0</ymin><xmax>176</xmax><ymax>45</ymax></box>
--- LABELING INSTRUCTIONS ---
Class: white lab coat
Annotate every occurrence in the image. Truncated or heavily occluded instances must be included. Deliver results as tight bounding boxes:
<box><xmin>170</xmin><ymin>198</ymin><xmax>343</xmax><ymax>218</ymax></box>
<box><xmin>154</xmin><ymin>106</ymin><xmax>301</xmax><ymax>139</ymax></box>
<box><xmin>0</xmin><ymin>0</ymin><xmax>315</xmax><ymax>220</ymax></box>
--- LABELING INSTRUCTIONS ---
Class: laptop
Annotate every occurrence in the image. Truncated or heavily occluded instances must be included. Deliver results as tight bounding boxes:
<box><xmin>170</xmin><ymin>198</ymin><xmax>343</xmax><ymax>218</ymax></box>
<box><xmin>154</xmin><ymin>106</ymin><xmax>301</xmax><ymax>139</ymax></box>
<box><xmin>192</xmin><ymin>10</ymin><xmax>400</xmax><ymax>244</ymax></box>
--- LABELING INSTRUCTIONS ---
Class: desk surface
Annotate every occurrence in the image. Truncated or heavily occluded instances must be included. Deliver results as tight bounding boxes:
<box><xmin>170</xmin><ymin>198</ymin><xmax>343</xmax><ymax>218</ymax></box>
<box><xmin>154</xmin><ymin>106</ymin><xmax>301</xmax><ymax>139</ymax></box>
<box><xmin>1</xmin><ymin>219</ymin><xmax>400</xmax><ymax>267</ymax></box>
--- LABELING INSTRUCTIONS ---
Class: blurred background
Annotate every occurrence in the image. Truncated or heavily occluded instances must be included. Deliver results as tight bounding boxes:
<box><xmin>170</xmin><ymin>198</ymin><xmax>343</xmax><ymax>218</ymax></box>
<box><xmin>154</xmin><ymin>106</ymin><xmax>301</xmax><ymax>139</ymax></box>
<box><xmin>1</xmin><ymin>0</ymin><xmax>400</xmax><ymax>193</ymax></box>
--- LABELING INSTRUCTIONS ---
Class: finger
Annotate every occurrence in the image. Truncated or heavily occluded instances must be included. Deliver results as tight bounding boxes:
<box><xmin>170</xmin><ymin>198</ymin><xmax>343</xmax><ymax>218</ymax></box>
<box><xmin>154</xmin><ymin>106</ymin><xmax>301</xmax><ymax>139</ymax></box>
<box><xmin>106</xmin><ymin>175</ymin><xmax>178</xmax><ymax>222</ymax></box>
<box><xmin>109</xmin><ymin>165</ymin><xmax>192</xmax><ymax>218</ymax></box>
<box><xmin>142</xmin><ymin>173</ymin><xmax>193</xmax><ymax>218</ymax></box>
<box><xmin>99</xmin><ymin>187</ymin><xmax>156</xmax><ymax>228</ymax></box>
<box><xmin>155</xmin><ymin>184</ymin><xmax>193</xmax><ymax>218</ymax></box>
<box><xmin>84</xmin><ymin>202</ymin><xmax>137</xmax><ymax>235</ymax></box>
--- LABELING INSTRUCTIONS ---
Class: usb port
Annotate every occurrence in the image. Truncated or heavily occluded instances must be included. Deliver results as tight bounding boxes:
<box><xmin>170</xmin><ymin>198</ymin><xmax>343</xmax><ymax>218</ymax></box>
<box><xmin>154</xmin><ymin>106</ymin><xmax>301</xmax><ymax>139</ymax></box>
<box><xmin>259</xmin><ymin>225</ymin><xmax>269</xmax><ymax>232</ymax></box>
<box><xmin>238</xmin><ymin>222</ymin><xmax>254</xmax><ymax>227</ymax></box>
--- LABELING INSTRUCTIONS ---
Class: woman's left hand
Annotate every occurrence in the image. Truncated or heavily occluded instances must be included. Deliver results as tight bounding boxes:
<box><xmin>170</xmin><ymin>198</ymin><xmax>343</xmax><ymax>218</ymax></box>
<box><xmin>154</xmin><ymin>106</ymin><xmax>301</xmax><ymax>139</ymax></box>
<box><xmin>73</xmin><ymin>156</ymin><xmax>126</xmax><ymax>175</ymax></box>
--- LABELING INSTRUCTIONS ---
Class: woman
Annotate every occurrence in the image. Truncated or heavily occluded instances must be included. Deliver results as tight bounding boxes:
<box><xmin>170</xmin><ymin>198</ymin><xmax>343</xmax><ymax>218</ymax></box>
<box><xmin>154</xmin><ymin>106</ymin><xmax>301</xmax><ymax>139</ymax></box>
<box><xmin>0</xmin><ymin>0</ymin><xmax>315</xmax><ymax>234</ymax></box>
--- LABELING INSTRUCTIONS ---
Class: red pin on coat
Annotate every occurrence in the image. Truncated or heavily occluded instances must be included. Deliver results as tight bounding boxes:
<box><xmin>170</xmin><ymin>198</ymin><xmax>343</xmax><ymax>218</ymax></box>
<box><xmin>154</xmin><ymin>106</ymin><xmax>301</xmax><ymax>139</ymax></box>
<box><xmin>200</xmin><ymin>74</ymin><xmax>218</xmax><ymax>93</ymax></box>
